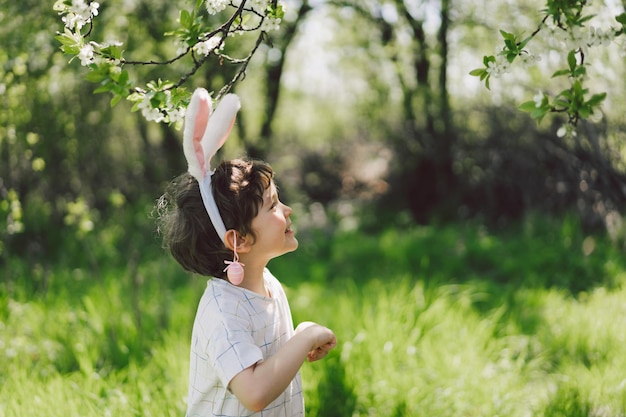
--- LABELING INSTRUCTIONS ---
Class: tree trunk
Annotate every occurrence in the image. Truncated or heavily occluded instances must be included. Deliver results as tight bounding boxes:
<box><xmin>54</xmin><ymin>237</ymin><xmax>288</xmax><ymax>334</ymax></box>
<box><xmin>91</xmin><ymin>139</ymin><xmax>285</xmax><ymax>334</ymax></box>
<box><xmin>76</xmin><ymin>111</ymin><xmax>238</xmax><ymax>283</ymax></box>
<box><xmin>403</xmin><ymin>0</ymin><xmax>457</xmax><ymax>222</ymax></box>
<box><xmin>246</xmin><ymin>1</ymin><xmax>313</xmax><ymax>159</ymax></box>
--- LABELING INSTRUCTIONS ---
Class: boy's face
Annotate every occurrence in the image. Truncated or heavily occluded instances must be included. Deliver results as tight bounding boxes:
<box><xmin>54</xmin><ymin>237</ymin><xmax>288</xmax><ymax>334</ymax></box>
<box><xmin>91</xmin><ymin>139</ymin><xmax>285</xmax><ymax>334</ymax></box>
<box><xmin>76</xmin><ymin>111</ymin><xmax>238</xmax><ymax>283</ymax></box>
<box><xmin>248</xmin><ymin>181</ymin><xmax>298</xmax><ymax>260</ymax></box>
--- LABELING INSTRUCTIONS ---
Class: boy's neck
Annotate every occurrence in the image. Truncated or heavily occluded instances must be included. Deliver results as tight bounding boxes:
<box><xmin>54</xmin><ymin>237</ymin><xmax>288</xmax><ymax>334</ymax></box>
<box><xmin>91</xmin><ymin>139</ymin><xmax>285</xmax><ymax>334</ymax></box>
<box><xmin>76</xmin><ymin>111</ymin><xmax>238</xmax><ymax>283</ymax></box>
<box><xmin>237</xmin><ymin>263</ymin><xmax>269</xmax><ymax>297</ymax></box>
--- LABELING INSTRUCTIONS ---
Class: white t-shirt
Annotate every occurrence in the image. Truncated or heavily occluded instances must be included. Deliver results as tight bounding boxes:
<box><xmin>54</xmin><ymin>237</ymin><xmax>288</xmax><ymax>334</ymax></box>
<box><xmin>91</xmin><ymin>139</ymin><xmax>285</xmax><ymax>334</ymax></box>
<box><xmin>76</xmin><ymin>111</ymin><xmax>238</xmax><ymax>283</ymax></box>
<box><xmin>186</xmin><ymin>269</ymin><xmax>304</xmax><ymax>417</ymax></box>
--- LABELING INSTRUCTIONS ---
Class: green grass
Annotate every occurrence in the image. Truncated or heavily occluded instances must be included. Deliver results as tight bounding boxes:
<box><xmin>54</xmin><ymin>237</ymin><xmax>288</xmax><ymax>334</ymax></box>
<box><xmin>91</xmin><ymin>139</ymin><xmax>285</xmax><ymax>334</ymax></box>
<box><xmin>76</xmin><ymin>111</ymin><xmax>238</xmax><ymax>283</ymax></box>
<box><xmin>2</xmin><ymin>215</ymin><xmax>626</xmax><ymax>416</ymax></box>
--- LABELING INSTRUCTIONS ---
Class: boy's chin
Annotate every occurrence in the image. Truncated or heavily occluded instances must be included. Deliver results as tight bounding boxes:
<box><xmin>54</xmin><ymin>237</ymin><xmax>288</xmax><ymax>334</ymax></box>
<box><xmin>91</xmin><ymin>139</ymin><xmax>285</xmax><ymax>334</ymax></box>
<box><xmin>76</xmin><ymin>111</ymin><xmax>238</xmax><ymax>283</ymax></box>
<box><xmin>285</xmin><ymin>238</ymin><xmax>299</xmax><ymax>253</ymax></box>
<box><xmin>273</xmin><ymin>241</ymin><xmax>298</xmax><ymax>260</ymax></box>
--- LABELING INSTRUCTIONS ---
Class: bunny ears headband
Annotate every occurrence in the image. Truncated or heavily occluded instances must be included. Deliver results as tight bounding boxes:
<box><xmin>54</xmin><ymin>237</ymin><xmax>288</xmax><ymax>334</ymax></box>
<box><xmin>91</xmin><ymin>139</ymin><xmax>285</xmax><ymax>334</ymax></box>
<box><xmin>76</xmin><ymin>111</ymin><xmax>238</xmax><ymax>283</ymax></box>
<box><xmin>183</xmin><ymin>88</ymin><xmax>240</xmax><ymax>244</ymax></box>
<box><xmin>183</xmin><ymin>88</ymin><xmax>245</xmax><ymax>285</ymax></box>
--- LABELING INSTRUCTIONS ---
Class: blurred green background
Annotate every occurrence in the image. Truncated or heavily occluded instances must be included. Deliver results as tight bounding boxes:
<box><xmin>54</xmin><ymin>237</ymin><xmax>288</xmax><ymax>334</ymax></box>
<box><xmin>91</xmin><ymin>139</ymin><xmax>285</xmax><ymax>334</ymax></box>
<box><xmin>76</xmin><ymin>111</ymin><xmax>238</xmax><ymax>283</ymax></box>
<box><xmin>2</xmin><ymin>1</ymin><xmax>626</xmax><ymax>416</ymax></box>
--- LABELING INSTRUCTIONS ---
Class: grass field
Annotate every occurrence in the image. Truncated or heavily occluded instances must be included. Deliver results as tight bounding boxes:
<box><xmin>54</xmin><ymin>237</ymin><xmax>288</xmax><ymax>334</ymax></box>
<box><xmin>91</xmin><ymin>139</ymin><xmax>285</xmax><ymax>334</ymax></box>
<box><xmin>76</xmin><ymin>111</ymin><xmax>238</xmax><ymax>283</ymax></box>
<box><xmin>1</xmin><ymin>215</ymin><xmax>625</xmax><ymax>416</ymax></box>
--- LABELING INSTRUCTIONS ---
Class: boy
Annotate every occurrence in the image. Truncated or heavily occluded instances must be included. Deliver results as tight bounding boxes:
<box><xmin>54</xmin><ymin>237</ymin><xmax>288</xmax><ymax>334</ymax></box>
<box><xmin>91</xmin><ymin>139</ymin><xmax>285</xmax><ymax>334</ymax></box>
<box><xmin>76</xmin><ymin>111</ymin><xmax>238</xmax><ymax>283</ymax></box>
<box><xmin>157</xmin><ymin>89</ymin><xmax>337</xmax><ymax>416</ymax></box>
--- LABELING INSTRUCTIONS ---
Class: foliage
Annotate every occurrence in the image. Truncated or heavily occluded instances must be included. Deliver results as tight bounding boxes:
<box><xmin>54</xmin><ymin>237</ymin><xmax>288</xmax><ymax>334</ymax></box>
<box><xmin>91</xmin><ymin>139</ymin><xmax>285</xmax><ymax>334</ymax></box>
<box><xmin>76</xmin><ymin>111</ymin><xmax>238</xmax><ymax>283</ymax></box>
<box><xmin>2</xmin><ymin>216</ymin><xmax>626</xmax><ymax>416</ymax></box>
<box><xmin>53</xmin><ymin>0</ymin><xmax>285</xmax><ymax>125</ymax></box>
<box><xmin>3</xmin><ymin>0</ymin><xmax>626</xmax><ymax>273</ymax></box>
<box><xmin>470</xmin><ymin>0</ymin><xmax>626</xmax><ymax>136</ymax></box>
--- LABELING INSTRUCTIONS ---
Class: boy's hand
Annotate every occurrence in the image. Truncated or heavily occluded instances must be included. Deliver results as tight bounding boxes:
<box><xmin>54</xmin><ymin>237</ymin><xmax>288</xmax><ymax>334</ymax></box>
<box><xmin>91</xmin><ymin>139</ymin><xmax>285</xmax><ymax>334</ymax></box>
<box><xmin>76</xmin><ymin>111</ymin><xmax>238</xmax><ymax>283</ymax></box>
<box><xmin>295</xmin><ymin>321</ymin><xmax>337</xmax><ymax>362</ymax></box>
<box><xmin>230</xmin><ymin>320</ymin><xmax>337</xmax><ymax>411</ymax></box>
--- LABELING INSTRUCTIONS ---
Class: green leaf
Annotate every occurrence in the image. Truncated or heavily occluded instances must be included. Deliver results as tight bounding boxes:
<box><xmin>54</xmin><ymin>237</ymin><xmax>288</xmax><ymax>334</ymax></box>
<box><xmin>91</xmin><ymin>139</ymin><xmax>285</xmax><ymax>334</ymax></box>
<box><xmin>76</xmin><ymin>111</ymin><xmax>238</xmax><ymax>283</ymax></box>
<box><xmin>531</xmin><ymin>107</ymin><xmax>548</xmax><ymax>121</ymax></box>
<box><xmin>553</xmin><ymin>99</ymin><xmax>570</xmax><ymax>109</ymax></box>
<box><xmin>55</xmin><ymin>33</ymin><xmax>75</xmax><ymax>47</ymax></box>
<box><xmin>100</xmin><ymin>44</ymin><xmax>123</xmax><ymax>60</ymax></box>
<box><xmin>572</xmin><ymin>80</ymin><xmax>583</xmax><ymax>95</ymax></box>
<box><xmin>275</xmin><ymin>4</ymin><xmax>285</xmax><ymax>19</ymax></box>
<box><xmin>180</xmin><ymin>10</ymin><xmax>192</xmax><ymax>28</ymax></box>
<box><xmin>518</xmin><ymin>100</ymin><xmax>539</xmax><ymax>113</ymax></box>
<box><xmin>118</xmin><ymin>70</ymin><xmax>129</xmax><ymax>86</ymax></box>
<box><xmin>55</xmin><ymin>30</ymin><xmax>82</xmax><ymax>55</ymax></box>
<box><xmin>499</xmin><ymin>29</ymin><xmax>515</xmax><ymax>41</ymax></box>
<box><xmin>586</xmin><ymin>92</ymin><xmax>606</xmax><ymax>107</ymax></box>
<box><xmin>573</xmin><ymin>67</ymin><xmax>587</xmax><ymax>78</ymax></box>
<box><xmin>84</xmin><ymin>69</ymin><xmax>107</xmax><ymax>83</ymax></box>
<box><xmin>469</xmin><ymin>68</ymin><xmax>485</xmax><ymax>77</ymax></box>
<box><xmin>110</xmin><ymin>94</ymin><xmax>122</xmax><ymax>107</ymax></box>
<box><xmin>578</xmin><ymin>14</ymin><xmax>595</xmax><ymax>25</ymax></box>
<box><xmin>268</xmin><ymin>3</ymin><xmax>285</xmax><ymax>19</ymax></box>
<box><xmin>579</xmin><ymin>106</ymin><xmax>591</xmax><ymax>118</ymax></box>
<box><xmin>616</xmin><ymin>13</ymin><xmax>626</xmax><ymax>26</ymax></box>
<box><xmin>552</xmin><ymin>69</ymin><xmax>570</xmax><ymax>78</ymax></box>
<box><xmin>518</xmin><ymin>35</ymin><xmax>532</xmax><ymax>50</ymax></box>
<box><xmin>60</xmin><ymin>44</ymin><xmax>81</xmax><ymax>55</ymax></box>
<box><xmin>94</xmin><ymin>83</ymin><xmax>112</xmax><ymax>94</ymax></box>
<box><xmin>567</xmin><ymin>50</ymin><xmax>577</xmax><ymax>72</ymax></box>
<box><xmin>558</xmin><ymin>88</ymin><xmax>574</xmax><ymax>100</ymax></box>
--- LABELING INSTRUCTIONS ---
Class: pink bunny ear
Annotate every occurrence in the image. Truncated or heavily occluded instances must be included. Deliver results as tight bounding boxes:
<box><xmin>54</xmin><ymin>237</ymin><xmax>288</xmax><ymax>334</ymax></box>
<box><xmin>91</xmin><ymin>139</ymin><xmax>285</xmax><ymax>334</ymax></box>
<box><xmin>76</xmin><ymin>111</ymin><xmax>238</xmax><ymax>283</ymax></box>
<box><xmin>200</xmin><ymin>94</ymin><xmax>241</xmax><ymax>172</ymax></box>
<box><xmin>180</xmin><ymin>89</ymin><xmax>241</xmax><ymax>245</ymax></box>
<box><xmin>183</xmin><ymin>88</ymin><xmax>213</xmax><ymax>181</ymax></box>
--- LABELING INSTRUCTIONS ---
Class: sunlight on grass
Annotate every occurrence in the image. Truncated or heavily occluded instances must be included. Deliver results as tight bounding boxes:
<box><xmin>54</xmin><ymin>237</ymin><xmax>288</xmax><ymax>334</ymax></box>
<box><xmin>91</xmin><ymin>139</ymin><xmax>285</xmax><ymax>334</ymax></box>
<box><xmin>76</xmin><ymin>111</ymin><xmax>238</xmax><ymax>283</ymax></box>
<box><xmin>293</xmin><ymin>280</ymin><xmax>546</xmax><ymax>416</ymax></box>
<box><xmin>2</xmin><ymin>217</ymin><xmax>626</xmax><ymax>416</ymax></box>
<box><xmin>290</xmin><ymin>276</ymin><xmax>626</xmax><ymax>417</ymax></box>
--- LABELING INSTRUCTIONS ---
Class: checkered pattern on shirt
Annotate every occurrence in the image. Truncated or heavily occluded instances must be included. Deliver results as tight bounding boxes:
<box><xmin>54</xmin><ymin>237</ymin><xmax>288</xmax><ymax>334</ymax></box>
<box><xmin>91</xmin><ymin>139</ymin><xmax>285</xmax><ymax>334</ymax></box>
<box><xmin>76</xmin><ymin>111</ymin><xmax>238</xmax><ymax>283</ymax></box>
<box><xmin>186</xmin><ymin>269</ymin><xmax>304</xmax><ymax>417</ymax></box>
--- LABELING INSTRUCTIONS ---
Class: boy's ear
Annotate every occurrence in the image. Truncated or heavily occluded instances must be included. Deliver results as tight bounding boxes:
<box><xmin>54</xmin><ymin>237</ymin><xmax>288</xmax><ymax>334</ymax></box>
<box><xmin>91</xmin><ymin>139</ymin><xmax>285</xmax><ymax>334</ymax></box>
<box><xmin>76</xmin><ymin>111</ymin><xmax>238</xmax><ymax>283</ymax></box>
<box><xmin>224</xmin><ymin>229</ymin><xmax>252</xmax><ymax>253</ymax></box>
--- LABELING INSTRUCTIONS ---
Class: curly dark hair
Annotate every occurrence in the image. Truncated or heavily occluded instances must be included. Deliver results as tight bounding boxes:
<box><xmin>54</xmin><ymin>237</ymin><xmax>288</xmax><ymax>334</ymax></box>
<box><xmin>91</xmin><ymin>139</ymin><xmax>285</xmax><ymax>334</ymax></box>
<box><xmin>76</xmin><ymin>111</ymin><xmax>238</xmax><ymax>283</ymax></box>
<box><xmin>155</xmin><ymin>158</ymin><xmax>274</xmax><ymax>279</ymax></box>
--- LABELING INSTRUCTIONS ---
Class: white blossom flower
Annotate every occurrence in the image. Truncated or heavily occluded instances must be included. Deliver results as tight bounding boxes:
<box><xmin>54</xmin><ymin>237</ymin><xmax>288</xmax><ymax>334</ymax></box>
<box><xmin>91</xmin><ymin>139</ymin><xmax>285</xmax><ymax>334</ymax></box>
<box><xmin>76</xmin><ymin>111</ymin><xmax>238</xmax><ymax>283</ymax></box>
<box><xmin>557</xmin><ymin>123</ymin><xmax>577</xmax><ymax>138</ymax></box>
<box><xmin>78</xmin><ymin>43</ymin><xmax>94</xmax><ymax>66</ymax></box>
<box><xmin>205</xmin><ymin>0</ymin><xmax>229</xmax><ymax>15</ymax></box>
<box><xmin>194</xmin><ymin>41</ymin><xmax>211</xmax><ymax>56</ymax></box>
<box><xmin>519</xmin><ymin>51</ymin><xmax>541</xmax><ymax>68</ymax></box>
<box><xmin>165</xmin><ymin>107</ymin><xmax>185</xmax><ymax>124</ymax></box>
<box><xmin>88</xmin><ymin>1</ymin><xmax>99</xmax><ymax>17</ymax></box>
<box><xmin>588</xmin><ymin>26</ymin><xmax>615</xmax><ymax>47</ymax></box>
<box><xmin>61</xmin><ymin>13</ymin><xmax>80</xmax><ymax>30</ymax></box>
<box><xmin>138</xmin><ymin>93</ymin><xmax>165</xmax><ymax>123</ymax></box>
<box><xmin>498</xmin><ymin>55</ymin><xmax>511</xmax><ymax>72</ymax></box>
<box><xmin>59</xmin><ymin>0</ymin><xmax>100</xmax><ymax>31</ymax></box>
<box><xmin>143</xmin><ymin>107</ymin><xmax>165</xmax><ymax>123</ymax></box>
<box><xmin>136</xmin><ymin>91</ymin><xmax>186</xmax><ymax>124</ymax></box>
<box><xmin>174</xmin><ymin>39</ymin><xmax>188</xmax><ymax>56</ymax></box>
<box><xmin>565</xmin><ymin>26</ymin><xmax>587</xmax><ymax>52</ymax></box>
<box><xmin>261</xmin><ymin>16</ymin><xmax>281</xmax><ymax>32</ymax></box>
<box><xmin>486</xmin><ymin>55</ymin><xmax>511</xmax><ymax>78</ymax></box>
<box><xmin>100</xmin><ymin>39</ymin><xmax>122</xmax><ymax>48</ymax></box>
<box><xmin>193</xmin><ymin>34</ymin><xmax>223</xmax><ymax>56</ymax></box>
<box><xmin>248</xmin><ymin>0</ymin><xmax>270</xmax><ymax>14</ymax></box>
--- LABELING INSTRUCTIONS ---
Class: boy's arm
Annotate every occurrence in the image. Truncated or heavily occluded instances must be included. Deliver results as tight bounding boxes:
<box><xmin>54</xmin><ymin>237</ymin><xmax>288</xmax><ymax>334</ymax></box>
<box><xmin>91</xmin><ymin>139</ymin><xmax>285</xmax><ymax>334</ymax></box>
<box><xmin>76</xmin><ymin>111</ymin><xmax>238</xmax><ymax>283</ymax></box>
<box><xmin>229</xmin><ymin>322</ymin><xmax>336</xmax><ymax>412</ymax></box>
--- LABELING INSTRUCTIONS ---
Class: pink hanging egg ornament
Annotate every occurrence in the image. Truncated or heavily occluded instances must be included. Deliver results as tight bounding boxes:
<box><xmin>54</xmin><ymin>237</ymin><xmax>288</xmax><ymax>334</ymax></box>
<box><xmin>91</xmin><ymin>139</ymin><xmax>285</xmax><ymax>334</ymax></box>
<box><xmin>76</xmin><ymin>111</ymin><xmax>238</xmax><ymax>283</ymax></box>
<box><xmin>226</xmin><ymin>261</ymin><xmax>244</xmax><ymax>285</ymax></box>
